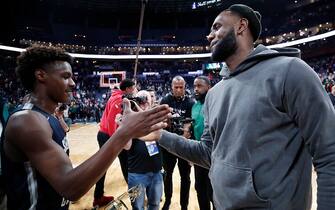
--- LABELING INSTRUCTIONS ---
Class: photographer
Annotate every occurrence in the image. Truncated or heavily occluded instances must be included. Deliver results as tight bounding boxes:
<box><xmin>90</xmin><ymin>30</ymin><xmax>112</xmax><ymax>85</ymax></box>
<box><xmin>159</xmin><ymin>76</ymin><xmax>194</xmax><ymax>210</ymax></box>
<box><xmin>123</xmin><ymin>90</ymin><xmax>163</xmax><ymax>210</ymax></box>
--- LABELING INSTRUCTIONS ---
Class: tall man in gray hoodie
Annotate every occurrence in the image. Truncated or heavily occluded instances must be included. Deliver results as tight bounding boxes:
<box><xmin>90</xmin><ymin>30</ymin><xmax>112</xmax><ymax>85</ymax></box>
<box><xmin>141</xmin><ymin>4</ymin><xmax>335</xmax><ymax>210</ymax></box>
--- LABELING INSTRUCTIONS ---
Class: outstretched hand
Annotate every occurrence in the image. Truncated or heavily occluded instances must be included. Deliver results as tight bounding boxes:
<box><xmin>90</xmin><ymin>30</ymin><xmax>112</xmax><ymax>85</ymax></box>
<box><xmin>117</xmin><ymin>98</ymin><xmax>171</xmax><ymax>139</ymax></box>
<box><xmin>138</xmin><ymin>130</ymin><xmax>163</xmax><ymax>142</ymax></box>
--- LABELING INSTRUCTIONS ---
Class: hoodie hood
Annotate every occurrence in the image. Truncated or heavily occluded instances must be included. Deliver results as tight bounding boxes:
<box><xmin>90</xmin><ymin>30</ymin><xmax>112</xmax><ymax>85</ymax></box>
<box><xmin>220</xmin><ymin>44</ymin><xmax>301</xmax><ymax>78</ymax></box>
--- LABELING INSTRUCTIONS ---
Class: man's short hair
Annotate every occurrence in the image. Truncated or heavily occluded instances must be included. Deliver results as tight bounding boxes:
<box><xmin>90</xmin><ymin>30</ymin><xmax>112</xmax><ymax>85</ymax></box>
<box><xmin>196</xmin><ymin>76</ymin><xmax>211</xmax><ymax>86</ymax></box>
<box><xmin>172</xmin><ymin>75</ymin><xmax>185</xmax><ymax>82</ymax></box>
<box><xmin>172</xmin><ymin>76</ymin><xmax>185</xmax><ymax>86</ymax></box>
<box><xmin>16</xmin><ymin>45</ymin><xmax>73</xmax><ymax>91</ymax></box>
<box><xmin>119</xmin><ymin>79</ymin><xmax>135</xmax><ymax>91</ymax></box>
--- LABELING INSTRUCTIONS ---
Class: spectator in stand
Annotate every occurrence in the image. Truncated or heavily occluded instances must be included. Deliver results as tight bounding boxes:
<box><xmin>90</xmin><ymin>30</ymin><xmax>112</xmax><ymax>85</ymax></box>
<box><xmin>55</xmin><ymin>104</ymin><xmax>70</xmax><ymax>133</ymax></box>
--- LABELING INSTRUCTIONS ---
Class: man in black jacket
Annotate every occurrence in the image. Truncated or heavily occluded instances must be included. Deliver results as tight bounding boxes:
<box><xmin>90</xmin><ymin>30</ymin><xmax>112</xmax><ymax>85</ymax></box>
<box><xmin>159</xmin><ymin>76</ymin><xmax>194</xmax><ymax>210</ymax></box>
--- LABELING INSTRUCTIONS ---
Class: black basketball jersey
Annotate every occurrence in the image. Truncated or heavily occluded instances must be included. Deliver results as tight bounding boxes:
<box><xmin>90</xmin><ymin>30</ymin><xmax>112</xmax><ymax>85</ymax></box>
<box><xmin>1</xmin><ymin>103</ymin><xmax>70</xmax><ymax>210</ymax></box>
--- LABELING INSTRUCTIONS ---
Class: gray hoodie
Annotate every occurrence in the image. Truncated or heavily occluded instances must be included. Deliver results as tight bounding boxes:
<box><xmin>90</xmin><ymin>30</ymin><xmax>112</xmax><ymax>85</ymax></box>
<box><xmin>158</xmin><ymin>45</ymin><xmax>335</xmax><ymax>210</ymax></box>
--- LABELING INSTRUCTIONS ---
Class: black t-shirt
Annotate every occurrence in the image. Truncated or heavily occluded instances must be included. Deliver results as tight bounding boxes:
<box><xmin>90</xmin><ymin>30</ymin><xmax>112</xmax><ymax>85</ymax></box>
<box><xmin>127</xmin><ymin>139</ymin><xmax>162</xmax><ymax>173</ymax></box>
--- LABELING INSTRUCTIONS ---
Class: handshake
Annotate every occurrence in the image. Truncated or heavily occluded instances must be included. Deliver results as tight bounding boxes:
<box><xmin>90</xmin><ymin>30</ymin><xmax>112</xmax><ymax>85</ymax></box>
<box><xmin>116</xmin><ymin>98</ymin><xmax>172</xmax><ymax>142</ymax></box>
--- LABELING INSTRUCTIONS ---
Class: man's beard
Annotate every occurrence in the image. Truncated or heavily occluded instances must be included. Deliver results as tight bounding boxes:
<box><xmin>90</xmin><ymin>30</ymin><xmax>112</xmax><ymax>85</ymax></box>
<box><xmin>195</xmin><ymin>92</ymin><xmax>207</xmax><ymax>103</ymax></box>
<box><xmin>211</xmin><ymin>28</ymin><xmax>237</xmax><ymax>62</ymax></box>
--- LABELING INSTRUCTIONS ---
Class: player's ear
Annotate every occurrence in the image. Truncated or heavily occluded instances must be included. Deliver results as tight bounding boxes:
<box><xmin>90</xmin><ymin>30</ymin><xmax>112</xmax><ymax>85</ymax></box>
<box><xmin>35</xmin><ymin>68</ymin><xmax>48</xmax><ymax>83</ymax></box>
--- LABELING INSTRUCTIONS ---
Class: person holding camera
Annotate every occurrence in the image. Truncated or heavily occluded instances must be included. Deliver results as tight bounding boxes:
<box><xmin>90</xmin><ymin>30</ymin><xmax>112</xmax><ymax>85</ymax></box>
<box><xmin>94</xmin><ymin>79</ymin><xmax>137</xmax><ymax>207</ymax></box>
<box><xmin>159</xmin><ymin>76</ymin><xmax>194</xmax><ymax>210</ymax></box>
<box><xmin>122</xmin><ymin>90</ymin><xmax>163</xmax><ymax>210</ymax></box>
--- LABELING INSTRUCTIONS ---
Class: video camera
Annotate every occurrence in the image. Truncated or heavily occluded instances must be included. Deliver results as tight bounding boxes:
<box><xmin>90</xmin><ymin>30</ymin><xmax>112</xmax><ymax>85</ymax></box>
<box><xmin>169</xmin><ymin>112</ymin><xmax>194</xmax><ymax>135</ymax></box>
<box><xmin>122</xmin><ymin>94</ymin><xmax>148</xmax><ymax>111</ymax></box>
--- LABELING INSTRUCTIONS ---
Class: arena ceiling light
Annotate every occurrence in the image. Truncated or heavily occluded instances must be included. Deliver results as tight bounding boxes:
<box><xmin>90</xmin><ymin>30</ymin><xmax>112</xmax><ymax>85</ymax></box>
<box><xmin>0</xmin><ymin>30</ymin><xmax>334</xmax><ymax>59</ymax></box>
<box><xmin>0</xmin><ymin>45</ymin><xmax>25</xmax><ymax>53</ymax></box>
<box><xmin>268</xmin><ymin>30</ymin><xmax>335</xmax><ymax>48</ymax></box>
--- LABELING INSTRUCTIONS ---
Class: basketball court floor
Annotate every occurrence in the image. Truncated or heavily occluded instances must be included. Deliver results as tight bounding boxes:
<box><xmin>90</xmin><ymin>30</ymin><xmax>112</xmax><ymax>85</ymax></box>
<box><xmin>68</xmin><ymin>123</ymin><xmax>318</xmax><ymax>210</ymax></box>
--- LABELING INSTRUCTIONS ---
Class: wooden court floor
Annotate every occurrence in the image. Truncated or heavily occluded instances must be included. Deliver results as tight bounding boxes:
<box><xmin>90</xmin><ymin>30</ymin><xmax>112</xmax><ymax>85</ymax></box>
<box><xmin>67</xmin><ymin>123</ymin><xmax>317</xmax><ymax>210</ymax></box>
